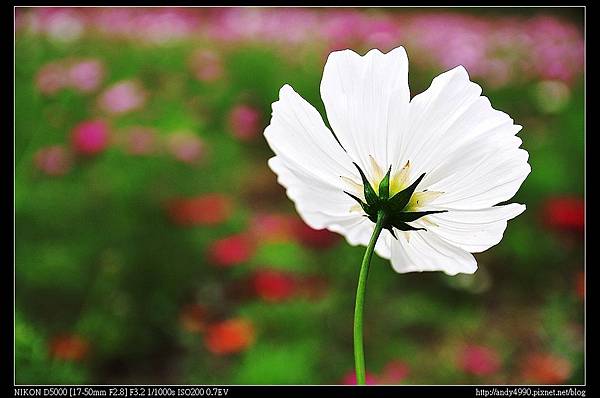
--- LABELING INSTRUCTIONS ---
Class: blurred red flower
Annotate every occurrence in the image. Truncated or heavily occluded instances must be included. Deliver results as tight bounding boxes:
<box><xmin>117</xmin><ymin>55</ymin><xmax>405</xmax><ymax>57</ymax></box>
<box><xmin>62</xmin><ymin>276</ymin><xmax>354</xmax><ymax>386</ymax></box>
<box><xmin>293</xmin><ymin>222</ymin><xmax>340</xmax><ymax>250</ymax></box>
<box><xmin>49</xmin><ymin>334</ymin><xmax>90</xmax><ymax>361</ymax></box>
<box><xmin>252</xmin><ymin>269</ymin><xmax>298</xmax><ymax>302</ymax></box>
<box><xmin>34</xmin><ymin>145</ymin><xmax>72</xmax><ymax>176</ymax></box>
<box><xmin>167</xmin><ymin>194</ymin><xmax>233</xmax><ymax>226</ymax></box>
<box><xmin>541</xmin><ymin>197</ymin><xmax>584</xmax><ymax>233</ymax></box>
<box><xmin>341</xmin><ymin>370</ymin><xmax>378</xmax><ymax>385</ymax></box>
<box><xmin>71</xmin><ymin>120</ymin><xmax>110</xmax><ymax>155</ymax></box>
<box><xmin>228</xmin><ymin>104</ymin><xmax>262</xmax><ymax>141</ymax></box>
<box><xmin>208</xmin><ymin>234</ymin><xmax>255</xmax><ymax>267</ymax></box>
<box><xmin>204</xmin><ymin>318</ymin><xmax>255</xmax><ymax>355</ymax></box>
<box><xmin>249</xmin><ymin>213</ymin><xmax>297</xmax><ymax>243</ymax></box>
<box><xmin>521</xmin><ymin>353</ymin><xmax>572</xmax><ymax>384</ymax></box>
<box><xmin>458</xmin><ymin>345</ymin><xmax>501</xmax><ymax>376</ymax></box>
<box><xmin>379</xmin><ymin>360</ymin><xmax>410</xmax><ymax>384</ymax></box>
<box><xmin>179</xmin><ymin>303</ymin><xmax>208</xmax><ymax>333</ymax></box>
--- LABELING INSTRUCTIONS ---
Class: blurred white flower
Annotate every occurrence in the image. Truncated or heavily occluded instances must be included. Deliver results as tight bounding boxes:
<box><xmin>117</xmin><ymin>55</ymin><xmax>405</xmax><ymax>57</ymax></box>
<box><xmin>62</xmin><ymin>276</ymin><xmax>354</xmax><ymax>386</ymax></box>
<box><xmin>264</xmin><ymin>46</ymin><xmax>530</xmax><ymax>275</ymax></box>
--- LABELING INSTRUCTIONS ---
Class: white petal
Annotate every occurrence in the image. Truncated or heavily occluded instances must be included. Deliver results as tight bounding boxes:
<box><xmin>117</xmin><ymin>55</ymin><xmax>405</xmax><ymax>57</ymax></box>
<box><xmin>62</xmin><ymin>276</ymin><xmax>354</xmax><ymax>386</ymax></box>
<box><xmin>427</xmin><ymin>204</ymin><xmax>526</xmax><ymax>253</ymax></box>
<box><xmin>404</xmin><ymin>66</ymin><xmax>530</xmax><ymax>209</ymax></box>
<box><xmin>386</xmin><ymin>231</ymin><xmax>477</xmax><ymax>276</ymax></box>
<box><xmin>264</xmin><ymin>85</ymin><xmax>364</xmax><ymax>233</ymax></box>
<box><xmin>320</xmin><ymin>47</ymin><xmax>410</xmax><ymax>175</ymax></box>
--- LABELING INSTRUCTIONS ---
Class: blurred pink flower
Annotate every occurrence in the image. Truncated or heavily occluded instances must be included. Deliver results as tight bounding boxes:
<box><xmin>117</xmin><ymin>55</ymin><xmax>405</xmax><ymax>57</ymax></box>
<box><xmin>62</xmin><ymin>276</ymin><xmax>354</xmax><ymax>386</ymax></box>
<box><xmin>71</xmin><ymin>120</ymin><xmax>110</xmax><ymax>156</ymax></box>
<box><xmin>166</xmin><ymin>132</ymin><xmax>205</xmax><ymax>164</ymax></box>
<box><xmin>122</xmin><ymin>126</ymin><xmax>158</xmax><ymax>156</ymax></box>
<box><xmin>36</xmin><ymin>62</ymin><xmax>67</xmax><ymax>95</ymax></box>
<box><xmin>98</xmin><ymin>80</ymin><xmax>146</xmax><ymax>115</ymax></box>
<box><xmin>379</xmin><ymin>360</ymin><xmax>410</xmax><ymax>384</ymax></box>
<box><xmin>68</xmin><ymin>59</ymin><xmax>104</xmax><ymax>93</ymax></box>
<box><xmin>341</xmin><ymin>370</ymin><xmax>378</xmax><ymax>385</ymax></box>
<box><xmin>320</xmin><ymin>10</ymin><xmax>366</xmax><ymax>51</ymax></box>
<box><xmin>228</xmin><ymin>104</ymin><xmax>262</xmax><ymax>141</ymax></box>
<box><xmin>458</xmin><ymin>345</ymin><xmax>501</xmax><ymax>376</ymax></box>
<box><xmin>190</xmin><ymin>49</ymin><xmax>224</xmax><ymax>82</ymax></box>
<box><xmin>40</xmin><ymin>8</ymin><xmax>85</xmax><ymax>42</ymax></box>
<box><xmin>34</xmin><ymin>145</ymin><xmax>72</xmax><ymax>176</ymax></box>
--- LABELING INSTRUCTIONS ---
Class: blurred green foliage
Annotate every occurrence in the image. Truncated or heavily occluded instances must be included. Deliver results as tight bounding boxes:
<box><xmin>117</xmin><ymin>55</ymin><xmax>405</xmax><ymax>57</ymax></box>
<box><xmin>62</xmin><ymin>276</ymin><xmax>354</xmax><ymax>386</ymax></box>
<box><xmin>15</xmin><ymin>8</ymin><xmax>584</xmax><ymax>385</ymax></box>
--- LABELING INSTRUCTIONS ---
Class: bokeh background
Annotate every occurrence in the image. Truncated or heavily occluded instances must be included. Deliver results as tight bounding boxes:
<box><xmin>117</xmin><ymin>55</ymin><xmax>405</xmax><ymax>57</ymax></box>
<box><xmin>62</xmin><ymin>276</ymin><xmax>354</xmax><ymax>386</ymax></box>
<box><xmin>15</xmin><ymin>7</ymin><xmax>585</xmax><ymax>385</ymax></box>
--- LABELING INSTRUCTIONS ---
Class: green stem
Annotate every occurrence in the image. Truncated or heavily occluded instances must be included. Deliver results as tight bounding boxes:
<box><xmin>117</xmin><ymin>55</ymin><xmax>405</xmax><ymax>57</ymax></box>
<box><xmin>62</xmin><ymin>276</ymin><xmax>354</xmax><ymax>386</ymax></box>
<box><xmin>354</xmin><ymin>210</ymin><xmax>386</xmax><ymax>385</ymax></box>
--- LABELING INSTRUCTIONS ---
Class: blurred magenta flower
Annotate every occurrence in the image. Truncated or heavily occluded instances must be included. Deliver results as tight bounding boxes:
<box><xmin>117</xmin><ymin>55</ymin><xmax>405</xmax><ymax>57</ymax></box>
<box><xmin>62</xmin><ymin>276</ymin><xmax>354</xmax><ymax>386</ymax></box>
<box><xmin>379</xmin><ymin>360</ymin><xmax>410</xmax><ymax>384</ymax></box>
<box><xmin>458</xmin><ymin>345</ymin><xmax>501</xmax><ymax>376</ymax></box>
<box><xmin>190</xmin><ymin>49</ymin><xmax>224</xmax><ymax>82</ymax></box>
<box><xmin>341</xmin><ymin>370</ymin><xmax>378</xmax><ymax>385</ymax></box>
<box><xmin>167</xmin><ymin>194</ymin><xmax>233</xmax><ymax>226</ymax></box>
<box><xmin>208</xmin><ymin>234</ymin><xmax>255</xmax><ymax>267</ymax></box>
<box><xmin>204</xmin><ymin>318</ymin><xmax>255</xmax><ymax>355</ymax></box>
<box><xmin>520</xmin><ymin>353</ymin><xmax>572</xmax><ymax>384</ymax></box>
<box><xmin>71</xmin><ymin>120</ymin><xmax>111</xmax><ymax>156</ymax></box>
<box><xmin>49</xmin><ymin>334</ymin><xmax>90</xmax><ymax>361</ymax></box>
<box><xmin>121</xmin><ymin>126</ymin><xmax>158</xmax><ymax>156</ymax></box>
<box><xmin>166</xmin><ymin>132</ymin><xmax>205</xmax><ymax>164</ymax></box>
<box><xmin>33</xmin><ymin>145</ymin><xmax>72</xmax><ymax>176</ymax></box>
<box><xmin>228</xmin><ymin>104</ymin><xmax>262</xmax><ymax>141</ymax></box>
<box><xmin>541</xmin><ymin>196</ymin><xmax>584</xmax><ymax>233</ymax></box>
<box><xmin>36</xmin><ymin>62</ymin><xmax>67</xmax><ymax>95</ymax></box>
<box><xmin>251</xmin><ymin>269</ymin><xmax>298</xmax><ymax>303</ymax></box>
<box><xmin>98</xmin><ymin>80</ymin><xmax>146</xmax><ymax>115</ymax></box>
<box><xmin>179</xmin><ymin>303</ymin><xmax>208</xmax><ymax>333</ymax></box>
<box><xmin>68</xmin><ymin>59</ymin><xmax>104</xmax><ymax>93</ymax></box>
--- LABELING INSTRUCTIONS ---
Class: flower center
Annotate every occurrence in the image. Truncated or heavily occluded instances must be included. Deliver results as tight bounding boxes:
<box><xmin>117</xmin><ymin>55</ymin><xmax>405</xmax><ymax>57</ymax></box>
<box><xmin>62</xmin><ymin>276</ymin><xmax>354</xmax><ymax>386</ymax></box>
<box><xmin>341</xmin><ymin>156</ymin><xmax>445</xmax><ymax>239</ymax></box>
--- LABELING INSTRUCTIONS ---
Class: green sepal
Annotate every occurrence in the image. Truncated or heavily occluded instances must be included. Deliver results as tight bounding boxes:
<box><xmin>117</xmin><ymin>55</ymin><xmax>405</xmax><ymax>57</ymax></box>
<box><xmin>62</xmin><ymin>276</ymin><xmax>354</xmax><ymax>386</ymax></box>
<box><xmin>353</xmin><ymin>163</ymin><xmax>379</xmax><ymax>206</ymax></box>
<box><xmin>396</xmin><ymin>210</ymin><xmax>447</xmax><ymax>223</ymax></box>
<box><xmin>385</xmin><ymin>226</ymin><xmax>398</xmax><ymax>240</ymax></box>
<box><xmin>388</xmin><ymin>218</ymin><xmax>426</xmax><ymax>232</ymax></box>
<box><xmin>378</xmin><ymin>166</ymin><xmax>392</xmax><ymax>201</ymax></box>
<box><xmin>343</xmin><ymin>191</ymin><xmax>369</xmax><ymax>214</ymax></box>
<box><xmin>388</xmin><ymin>173</ymin><xmax>426</xmax><ymax>212</ymax></box>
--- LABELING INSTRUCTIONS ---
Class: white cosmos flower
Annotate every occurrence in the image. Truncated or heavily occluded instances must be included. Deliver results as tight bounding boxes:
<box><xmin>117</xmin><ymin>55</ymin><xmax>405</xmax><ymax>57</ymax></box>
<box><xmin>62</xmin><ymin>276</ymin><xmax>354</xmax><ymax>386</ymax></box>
<box><xmin>263</xmin><ymin>46</ymin><xmax>530</xmax><ymax>276</ymax></box>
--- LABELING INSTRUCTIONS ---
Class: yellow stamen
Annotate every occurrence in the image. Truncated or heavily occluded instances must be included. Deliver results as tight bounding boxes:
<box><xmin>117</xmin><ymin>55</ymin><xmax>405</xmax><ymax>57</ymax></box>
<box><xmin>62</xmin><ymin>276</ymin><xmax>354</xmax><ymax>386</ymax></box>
<box><xmin>406</xmin><ymin>190</ymin><xmax>444</xmax><ymax>211</ymax></box>
<box><xmin>368</xmin><ymin>155</ymin><xmax>385</xmax><ymax>192</ymax></box>
<box><xmin>350</xmin><ymin>203</ymin><xmax>363</xmax><ymax>213</ymax></box>
<box><xmin>340</xmin><ymin>176</ymin><xmax>363</xmax><ymax>195</ymax></box>
<box><xmin>390</xmin><ymin>160</ymin><xmax>410</xmax><ymax>195</ymax></box>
